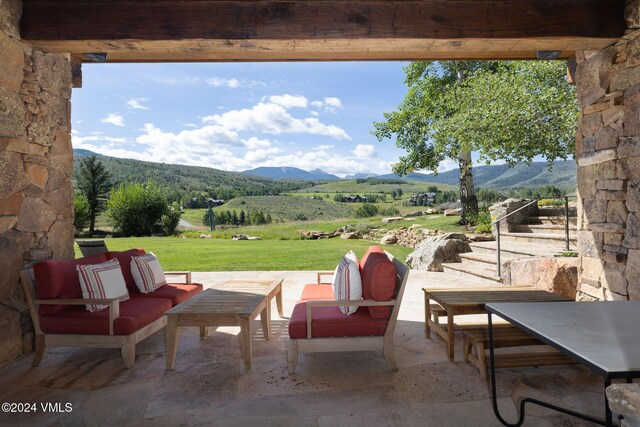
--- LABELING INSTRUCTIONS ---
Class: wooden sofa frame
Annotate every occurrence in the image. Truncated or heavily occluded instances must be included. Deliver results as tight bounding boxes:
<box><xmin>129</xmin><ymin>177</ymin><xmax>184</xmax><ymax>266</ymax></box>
<box><xmin>287</xmin><ymin>251</ymin><xmax>409</xmax><ymax>374</ymax></box>
<box><xmin>19</xmin><ymin>269</ymin><xmax>191</xmax><ymax>368</ymax></box>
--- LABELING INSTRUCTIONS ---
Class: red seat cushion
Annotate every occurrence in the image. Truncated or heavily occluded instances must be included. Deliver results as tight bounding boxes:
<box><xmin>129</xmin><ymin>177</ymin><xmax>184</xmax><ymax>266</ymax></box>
<box><xmin>34</xmin><ymin>253</ymin><xmax>109</xmax><ymax>315</ymax></box>
<box><xmin>130</xmin><ymin>283</ymin><xmax>203</xmax><ymax>306</ymax></box>
<box><xmin>105</xmin><ymin>249</ymin><xmax>146</xmax><ymax>290</ymax></box>
<box><xmin>300</xmin><ymin>283</ymin><xmax>335</xmax><ymax>301</ymax></box>
<box><xmin>288</xmin><ymin>302</ymin><xmax>388</xmax><ymax>339</ymax></box>
<box><xmin>39</xmin><ymin>297</ymin><xmax>171</xmax><ymax>336</ymax></box>
<box><xmin>359</xmin><ymin>246</ymin><xmax>397</xmax><ymax>319</ymax></box>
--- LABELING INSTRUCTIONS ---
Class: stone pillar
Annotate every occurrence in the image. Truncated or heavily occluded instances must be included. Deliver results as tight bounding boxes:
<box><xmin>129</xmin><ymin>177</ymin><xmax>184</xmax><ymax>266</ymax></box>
<box><xmin>574</xmin><ymin>1</ymin><xmax>640</xmax><ymax>301</ymax></box>
<box><xmin>0</xmin><ymin>0</ymin><xmax>74</xmax><ymax>363</ymax></box>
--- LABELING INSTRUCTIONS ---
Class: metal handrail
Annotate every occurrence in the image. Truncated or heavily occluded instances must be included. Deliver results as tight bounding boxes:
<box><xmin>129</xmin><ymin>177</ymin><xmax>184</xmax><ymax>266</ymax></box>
<box><xmin>493</xmin><ymin>195</ymin><xmax>577</xmax><ymax>279</ymax></box>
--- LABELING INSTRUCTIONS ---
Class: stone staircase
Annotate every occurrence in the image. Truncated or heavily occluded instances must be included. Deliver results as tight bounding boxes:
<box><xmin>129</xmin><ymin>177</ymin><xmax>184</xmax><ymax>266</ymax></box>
<box><xmin>442</xmin><ymin>207</ymin><xmax>578</xmax><ymax>283</ymax></box>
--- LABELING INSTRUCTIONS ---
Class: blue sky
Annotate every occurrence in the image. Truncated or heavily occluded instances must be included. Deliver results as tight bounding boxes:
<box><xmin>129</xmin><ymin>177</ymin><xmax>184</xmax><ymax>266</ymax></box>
<box><xmin>70</xmin><ymin>62</ymin><xmax>460</xmax><ymax>177</ymax></box>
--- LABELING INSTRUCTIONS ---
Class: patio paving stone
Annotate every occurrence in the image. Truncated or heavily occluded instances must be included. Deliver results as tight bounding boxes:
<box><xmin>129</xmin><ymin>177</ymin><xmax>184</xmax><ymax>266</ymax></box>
<box><xmin>0</xmin><ymin>269</ymin><xmax>606</xmax><ymax>426</ymax></box>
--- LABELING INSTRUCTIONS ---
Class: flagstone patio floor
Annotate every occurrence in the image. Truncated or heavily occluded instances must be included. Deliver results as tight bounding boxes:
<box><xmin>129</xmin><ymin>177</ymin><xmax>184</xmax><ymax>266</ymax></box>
<box><xmin>0</xmin><ymin>270</ymin><xmax>606</xmax><ymax>426</ymax></box>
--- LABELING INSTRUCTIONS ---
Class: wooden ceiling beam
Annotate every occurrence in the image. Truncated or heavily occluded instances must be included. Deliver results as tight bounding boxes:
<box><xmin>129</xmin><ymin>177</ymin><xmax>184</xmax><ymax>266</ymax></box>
<box><xmin>21</xmin><ymin>0</ymin><xmax>626</xmax><ymax>62</ymax></box>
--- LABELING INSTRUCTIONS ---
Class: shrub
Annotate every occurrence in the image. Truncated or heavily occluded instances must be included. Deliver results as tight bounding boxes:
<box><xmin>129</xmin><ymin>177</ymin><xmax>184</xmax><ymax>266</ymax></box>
<box><xmin>538</xmin><ymin>198</ymin><xmax>564</xmax><ymax>207</ymax></box>
<box><xmin>468</xmin><ymin>207</ymin><xmax>493</xmax><ymax>233</ymax></box>
<box><xmin>73</xmin><ymin>194</ymin><xmax>91</xmax><ymax>233</ymax></box>
<box><xmin>107</xmin><ymin>181</ymin><xmax>168</xmax><ymax>236</ymax></box>
<box><xmin>161</xmin><ymin>207</ymin><xmax>182</xmax><ymax>236</ymax></box>
<box><xmin>355</xmin><ymin>203</ymin><xmax>378</xmax><ymax>218</ymax></box>
<box><xmin>378</xmin><ymin>206</ymin><xmax>400</xmax><ymax>216</ymax></box>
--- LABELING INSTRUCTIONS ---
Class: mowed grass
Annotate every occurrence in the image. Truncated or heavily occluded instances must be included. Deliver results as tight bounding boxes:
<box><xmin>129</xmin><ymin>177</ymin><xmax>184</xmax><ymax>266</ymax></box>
<box><xmin>179</xmin><ymin>213</ymin><xmax>465</xmax><ymax>238</ymax></box>
<box><xmin>75</xmin><ymin>237</ymin><xmax>414</xmax><ymax>271</ymax></box>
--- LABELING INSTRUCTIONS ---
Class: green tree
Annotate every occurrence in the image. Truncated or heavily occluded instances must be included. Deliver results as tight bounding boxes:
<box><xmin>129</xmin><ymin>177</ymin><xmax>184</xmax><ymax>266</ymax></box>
<box><xmin>239</xmin><ymin>210</ymin><xmax>246</xmax><ymax>225</ymax></box>
<box><xmin>373</xmin><ymin>61</ymin><xmax>577</xmax><ymax>224</ymax></box>
<box><xmin>355</xmin><ymin>203</ymin><xmax>379</xmax><ymax>218</ymax></box>
<box><xmin>161</xmin><ymin>205</ymin><xmax>182</xmax><ymax>236</ymax></box>
<box><xmin>77</xmin><ymin>156</ymin><xmax>111</xmax><ymax>232</ymax></box>
<box><xmin>107</xmin><ymin>181</ymin><xmax>168</xmax><ymax>236</ymax></box>
<box><xmin>73</xmin><ymin>194</ymin><xmax>91</xmax><ymax>234</ymax></box>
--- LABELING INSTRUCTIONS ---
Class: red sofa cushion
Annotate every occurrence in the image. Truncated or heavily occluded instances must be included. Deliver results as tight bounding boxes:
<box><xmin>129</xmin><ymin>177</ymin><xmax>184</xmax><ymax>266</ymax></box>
<box><xmin>288</xmin><ymin>302</ymin><xmax>388</xmax><ymax>339</ymax></box>
<box><xmin>300</xmin><ymin>283</ymin><xmax>335</xmax><ymax>301</ymax></box>
<box><xmin>359</xmin><ymin>246</ymin><xmax>396</xmax><ymax>319</ymax></box>
<box><xmin>40</xmin><ymin>297</ymin><xmax>171</xmax><ymax>336</ymax></box>
<box><xmin>106</xmin><ymin>249</ymin><xmax>146</xmax><ymax>290</ymax></box>
<box><xmin>34</xmin><ymin>253</ymin><xmax>109</xmax><ymax>315</ymax></box>
<box><xmin>131</xmin><ymin>283</ymin><xmax>203</xmax><ymax>306</ymax></box>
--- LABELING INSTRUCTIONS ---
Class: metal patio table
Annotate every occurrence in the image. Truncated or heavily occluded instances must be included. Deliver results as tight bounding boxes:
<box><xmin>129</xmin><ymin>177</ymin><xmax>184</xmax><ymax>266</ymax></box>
<box><xmin>486</xmin><ymin>301</ymin><xmax>640</xmax><ymax>427</ymax></box>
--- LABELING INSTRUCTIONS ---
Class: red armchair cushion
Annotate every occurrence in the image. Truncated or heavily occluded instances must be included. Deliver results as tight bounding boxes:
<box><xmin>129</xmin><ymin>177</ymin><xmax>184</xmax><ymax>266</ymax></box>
<box><xmin>359</xmin><ymin>246</ymin><xmax>396</xmax><ymax>319</ymax></box>
<box><xmin>300</xmin><ymin>283</ymin><xmax>335</xmax><ymax>301</ymax></box>
<box><xmin>34</xmin><ymin>253</ymin><xmax>109</xmax><ymax>315</ymax></box>
<box><xmin>40</xmin><ymin>297</ymin><xmax>171</xmax><ymax>336</ymax></box>
<box><xmin>106</xmin><ymin>249</ymin><xmax>146</xmax><ymax>290</ymax></box>
<box><xmin>131</xmin><ymin>283</ymin><xmax>203</xmax><ymax>306</ymax></box>
<box><xmin>288</xmin><ymin>302</ymin><xmax>388</xmax><ymax>339</ymax></box>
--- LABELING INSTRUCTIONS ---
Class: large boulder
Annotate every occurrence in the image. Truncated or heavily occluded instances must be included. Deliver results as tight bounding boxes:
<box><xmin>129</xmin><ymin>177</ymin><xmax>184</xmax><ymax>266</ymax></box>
<box><xmin>503</xmin><ymin>257</ymin><xmax>579</xmax><ymax>300</ymax></box>
<box><xmin>406</xmin><ymin>233</ymin><xmax>471</xmax><ymax>271</ymax></box>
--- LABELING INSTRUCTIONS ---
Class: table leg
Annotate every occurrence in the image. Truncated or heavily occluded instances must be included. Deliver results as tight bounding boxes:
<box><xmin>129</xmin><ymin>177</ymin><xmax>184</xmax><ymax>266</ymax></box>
<box><xmin>200</xmin><ymin>326</ymin><xmax>209</xmax><ymax>339</ymax></box>
<box><xmin>165</xmin><ymin>317</ymin><xmax>180</xmax><ymax>369</ymax></box>
<box><xmin>276</xmin><ymin>286</ymin><xmax>284</xmax><ymax>318</ymax></box>
<box><xmin>239</xmin><ymin>317</ymin><xmax>252</xmax><ymax>370</ymax></box>
<box><xmin>425</xmin><ymin>293</ymin><xmax>431</xmax><ymax>339</ymax></box>
<box><xmin>447</xmin><ymin>310</ymin><xmax>455</xmax><ymax>361</ymax></box>
<box><xmin>260</xmin><ymin>305</ymin><xmax>271</xmax><ymax>339</ymax></box>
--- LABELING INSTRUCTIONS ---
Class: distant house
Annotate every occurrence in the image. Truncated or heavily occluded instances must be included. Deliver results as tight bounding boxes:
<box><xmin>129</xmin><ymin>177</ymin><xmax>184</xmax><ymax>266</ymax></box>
<box><xmin>205</xmin><ymin>198</ymin><xmax>225</xmax><ymax>207</ymax></box>
<box><xmin>344</xmin><ymin>195</ymin><xmax>367</xmax><ymax>203</ymax></box>
<box><xmin>409</xmin><ymin>192</ymin><xmax>436</xmax><ymax>206</ymax></box>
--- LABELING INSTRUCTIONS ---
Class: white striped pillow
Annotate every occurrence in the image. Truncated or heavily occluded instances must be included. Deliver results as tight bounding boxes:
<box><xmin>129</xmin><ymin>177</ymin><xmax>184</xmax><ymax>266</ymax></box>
<box><xmin>130</xmin><ymin>252</ymin><xmax>167</xmax><ymax>293</ymax></box>
<box><xmin>77</xmin><ymin>258</ymin><xmax>130</xmax><ymax>312</ymax></box>
<box><xmin>332</xmin><ymin>250</ymin><xmax>363</xmax><ymax>315</ymax></box>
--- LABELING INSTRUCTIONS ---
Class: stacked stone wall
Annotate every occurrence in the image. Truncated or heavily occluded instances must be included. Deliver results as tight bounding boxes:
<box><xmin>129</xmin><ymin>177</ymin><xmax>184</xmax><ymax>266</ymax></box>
<box><xmin>0</xmin><ymin>0</ymin><xmax>74</xmax><ymax>363</ymax></box>
<box><xmin>575</xmin><ymin>7</ymin><xmax>640</xmax><ymax>301</ymax></box>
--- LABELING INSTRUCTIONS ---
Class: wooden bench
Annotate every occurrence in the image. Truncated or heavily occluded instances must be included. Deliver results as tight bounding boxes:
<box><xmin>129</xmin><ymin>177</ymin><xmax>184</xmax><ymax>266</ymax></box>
<box><xmin>463</xmin><ymin>326</ymin><xmax>577</xmax><ymax>379</ymax></box>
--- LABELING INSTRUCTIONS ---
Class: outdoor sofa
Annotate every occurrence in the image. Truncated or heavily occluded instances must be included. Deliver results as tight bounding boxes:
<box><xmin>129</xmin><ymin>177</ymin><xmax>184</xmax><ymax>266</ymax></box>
<box><xmin>20</xmin><ymin>248</ymin><xmax>202</xmax><ymax>368</ymax></box>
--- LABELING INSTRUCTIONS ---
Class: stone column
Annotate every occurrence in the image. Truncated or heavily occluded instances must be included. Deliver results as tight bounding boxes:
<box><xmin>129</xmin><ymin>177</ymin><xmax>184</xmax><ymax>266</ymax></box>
<box><xmin>0</xmin><ymin>0</ymin><xmax>74</xmax><ymax>363</ymax></box>
<box><xmin>574</xmin><ymin>1</ymin><xmax>640</xmax><ymax>301</ymax></box>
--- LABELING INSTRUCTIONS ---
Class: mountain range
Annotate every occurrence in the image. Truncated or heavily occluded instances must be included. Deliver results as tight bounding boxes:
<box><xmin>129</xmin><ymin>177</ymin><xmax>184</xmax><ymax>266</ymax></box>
<box><xmin>74</xmin><ymin>149</ymin><xmax>577</xmax><ymax>191</ymax></box>
<box><xmin>240</xmin><ymin>161</ymin><xmax>577</xmax><ymax>189</ymax></box>
<box><xmin>242</xmin><ymin>166</ymin><xmax>340</xmax><ymax>180</ymax></box>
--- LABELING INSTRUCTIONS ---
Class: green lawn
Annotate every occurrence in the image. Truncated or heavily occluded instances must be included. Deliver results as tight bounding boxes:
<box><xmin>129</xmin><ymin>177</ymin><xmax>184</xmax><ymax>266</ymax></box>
<box><xmin>76</xmin><ymin>238</ymin><xmax>414</xmax><ymax>271</ymax></box>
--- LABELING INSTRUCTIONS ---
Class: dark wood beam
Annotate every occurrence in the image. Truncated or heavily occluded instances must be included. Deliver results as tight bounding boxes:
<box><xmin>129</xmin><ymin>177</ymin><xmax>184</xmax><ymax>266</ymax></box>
<box><xmin>21</xmin><ymin>0</ymin><xmax>626</xmax><ymax>62</ymax></box>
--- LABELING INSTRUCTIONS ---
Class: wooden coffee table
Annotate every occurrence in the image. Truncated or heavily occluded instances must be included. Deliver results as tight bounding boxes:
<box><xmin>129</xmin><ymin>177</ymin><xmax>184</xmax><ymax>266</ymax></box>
<box><xmin>165</xmin><ymin>278</ymin><xmax>283</xmax><ymax>370</ymax></box>
<box><xmin>217</xmin><ymin>278</ymin><xmax>285</xmax><ymax>330</ymax></box>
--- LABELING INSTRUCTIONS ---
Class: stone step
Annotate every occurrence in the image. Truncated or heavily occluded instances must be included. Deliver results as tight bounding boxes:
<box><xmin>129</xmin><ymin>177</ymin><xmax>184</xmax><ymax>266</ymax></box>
<box><xmin>500</xmin><ymin>232</ymin><xmax>577</xmax><ymax>246</ymax></box>
<box><xmin>442</xmin><ymin>259</ymin><xmax>502</xmax><ymax>284</ymax></box>
<box><xmin>459</xmin><ymin>252</ymin><xmax>503</xmax><ymax>265</ymax></box>
<box><xmin>527</xmin><ymin>216</ymin><xmax>577</xmax><ymax>226</ymax></box>
<box><xmin>512</xmin><ymin>224</ymin><xmax>578</xmax><ymax>235</ymax></box>
<box><xmin>538</xmin><ymin>206</ymin><xmax>578</xmax><ymax>217</ymax></box>
<box><xmin>469</xmin><ymin>241</ymin><xmax>567</xmax><ymax>258</ymax></box>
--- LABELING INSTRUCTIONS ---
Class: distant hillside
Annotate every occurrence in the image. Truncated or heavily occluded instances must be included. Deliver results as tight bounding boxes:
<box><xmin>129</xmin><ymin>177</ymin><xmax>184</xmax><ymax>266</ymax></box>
<box><xmin>377</xmin><ymin>160</ymin><xmax>577</xmax><ymax>190</ymax></box>
<box><xmin>242</xmin><ymin>166</ymin><xmax>339</xmax><ymax>181</ymax></box>
<box><xmin>223</xmin><ymin>195</ymin><xmax>353</xmax><ymax>221</ymax></box>
<box><xmin>73</xmin><ymin>150</ymin><xmax>309</xmax><ymax>199</ymax></box>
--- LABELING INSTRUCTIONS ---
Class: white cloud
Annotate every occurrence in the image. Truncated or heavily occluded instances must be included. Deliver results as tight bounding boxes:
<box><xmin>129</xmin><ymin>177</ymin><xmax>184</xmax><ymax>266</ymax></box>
<box><xmin>244</xmin><ymin>137</ymin><xmax>272</xmax><ymax>149</ymax></box>
<box><xmin>310</xmin><ymin>111</ymin><xmax>319</xmax><ymax>116</ymax></box>
<box><xmin>127</xmin><ymin>98</ymin><xmax>149</xmax><ymax>110</ymax></box>
<box><xmin>315</xmin><ymin>144</ymin><xmax>334</xmax><ymax>150</ymax></box>
<box><xmin>268</xmin><ymin>94</ymin><xmax>308</xmax><ymax>109</ymax></box>
<box><xmin>202</xmin><ymin>102</ymin><xmax>350</xmax><ymax>140</ymax></box>
<box><xmin>206</xmin><ymin>77</ymin><xmax>264</xmax><ymax>89</ymax></box>
<box><xmin>311</xmin><ymin>97</ymin><xmax>344</xmax><ymax>112</ymax></box>
<box><xmin>352</xmin><ymin>144</ymin><xmax>376</xmax><ymax>159</ymax></box>
<box><xmin>101</xmin><ymin>113</ymin><xmax>125</xmax><ymax>127</ymax></box>
<box><xmin>437</xmin><ymin>158</ymin><xmax>458</xmax><ymax>173</ymax></box>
